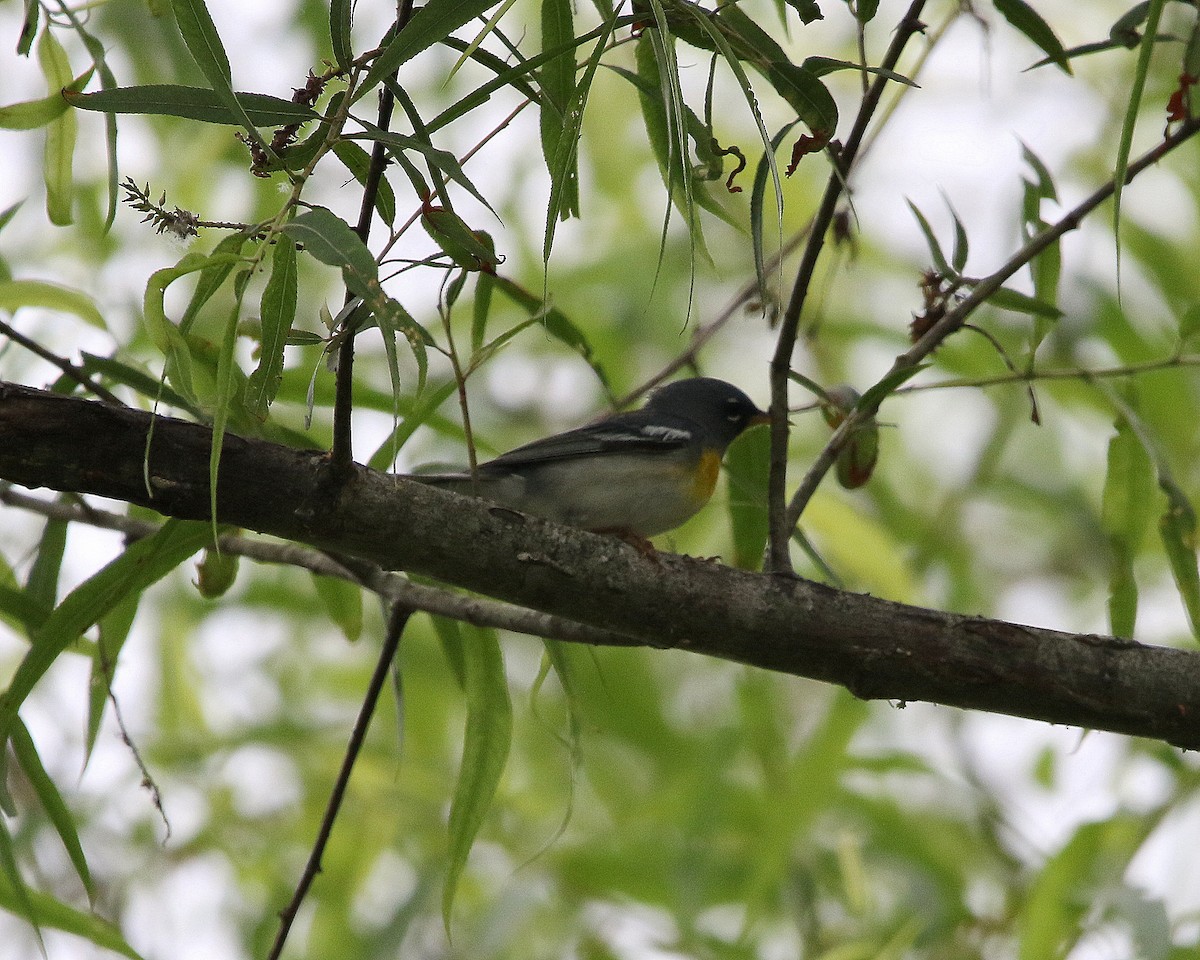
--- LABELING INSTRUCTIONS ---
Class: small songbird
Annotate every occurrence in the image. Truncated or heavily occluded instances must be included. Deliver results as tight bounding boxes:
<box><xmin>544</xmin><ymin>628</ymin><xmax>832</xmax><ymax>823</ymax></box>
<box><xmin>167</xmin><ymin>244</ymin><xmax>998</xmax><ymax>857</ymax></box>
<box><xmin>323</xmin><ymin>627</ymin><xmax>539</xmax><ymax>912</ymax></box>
<box><xmin>411</xmin><ymin>377</ymin><xmax>769</xmax><ymax>537</ymax></box>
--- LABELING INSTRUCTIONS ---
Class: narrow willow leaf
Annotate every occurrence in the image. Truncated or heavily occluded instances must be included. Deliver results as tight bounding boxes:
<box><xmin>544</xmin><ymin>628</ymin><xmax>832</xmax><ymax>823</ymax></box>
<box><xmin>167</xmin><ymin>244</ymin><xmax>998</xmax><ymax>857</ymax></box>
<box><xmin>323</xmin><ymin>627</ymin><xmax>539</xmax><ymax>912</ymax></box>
<box><xmin>471</xmin><ymin>271</ymin><xmax>495</xmax><ymax>352</ymax></box>
<box><xmin>85</xmin><ymin>590</ymin><xmax>139</xmax><ymax>766</ymax></box>
<box><xmin>801</xmin><ymin>56</ymin><xmax>917</xmax><ymax>85</ymax></box>
<box><xmin>282</xmin><ymin>206</ymin><xmax>378</xmax><ymax>299</ymax></box>
<box><xmin>994</xmin><ymin>0</ymin><xmax>1071</xmax><ymax>74</ymax></box>
<box><xmin>544</xmin><ymin>9</ymin><xmax>620</xmax><ymax>264</ymax></box>
<box><xmin>987</xmin><ymin>285</ymin><xmax>1063</xmax><ymax>319</ymax></box>
<box><xmin>25</xmin><ymin>516</ymin><xmax>67</xmax><ymax>614</ymax></box>
<box><xmin>246</xmin><ymin>235</ymin><xmax>297</xmax><ymax>419</ymax></box>
<box><xmin>0</xmin><ymin>869</ymin><xmax>144</xmax><ymax>959</ymax></box>
<box><xmin>1102</xmin><ymin>416</ymin><xmax>1154</xmax><ymax>637</ymax></box>
<box><xmin>358</xmin><ymin>0</ymin><xmax>504</xmax><ymax>102</ymax></box>
<box><xmin>353</xmin><ymin>119</ymin><xmax>496</xmax><ymax>213</ymax></box>
<box><xmin>1160</xmin><ymin>485</ymin><xmax>1200</xmax><ymax>642</ymax></box>
<box><xmin>540</xmin><ymin>0</ymin><xmax>578</xmax><ymax>219</ymax></box>
<box><xmin>170</xmin><ymin>0</ymin><xmax>264</xmax><ymax>145</ymax></box>
<box><xmin>331</xmin><ymin>141</ymin><xmax>396</xmax><ymax>225</ymax></box>
<box><xmin>906</xmin><ymin>200</ymin><xmax>952</xmax><ymax>276</ymax></box>
<box><xmin>79</xmin><ymin>353</ymin><xmax>198</xmax><ymax>414</ymax></box>
<box><xmin>442</xmin><ymin>625</ymin><xmax>511</xmax><ymax>931</ymax></box>
<box><xmin>1113</xmin><ymin>0</ymin><xmax>1164</xmax><ymax>291</ymax></box>
<box><xmin>330</xmin><ymin>0</ymin><xmax>353</xmax><ymax>71</ymax></box>
<box><xmin>726</xmin><ymin>425</ymin><xmax>771</xmax><ymax>570</ymax></box>
<box><xmin>313</xmin><ymin>574</ymin><xmax>363</xmax><ymax>643</ymax></box>
<box><xmin>146</xmin><ymin>252</ymin><xmax>242</xmax><ymax>408</ymax></box>
<box><xmin>38</xmin><ymin>29</ymin><xmax>75</xmax><ymax>225</ymax></box>
<box><xmin>0</xmin><ymin>279</ymin><xmax>105</xmax><ymax>329</ymax></box>
<box><xmin>181</xmin><ymin>232</ymin><xmax>249</xmax><ymax>335</ymax></box>
<box><xmin>210</xmin><ymin>270</ymin><xmax>250</xmax><ymax>540</ymax></box>
<box><xmin>763</xmin><ymin>61</ymin><xmax>840</xmax><ymax>136</ymax></box>
<box><xmin>428</xmin><ymin>25</ymin><xmax>607</xmax><ymax>133</ymax></box>
<box><xmin>0</xmin><ymin>587</ymin><xmax>51</xmax><ymax>635</ymax></box>
<box><xmin>491</xmin><ymin>276</ymin><xmax>610</xmax><ymax>391</ymax></box>
<box><xmin>0</xmin><ymin>520</ymin><xmax>214</xmax><ymax>742</ymax></box>
<box><xmin>11</xmin><ymin>719</ymin><xmax>92</xmax><ymax>899</ymax></box>
<box><xmin>17</xmin><ymin>0</ymin><xmax>37</xmax><ymax>57</ymax></box>
<box><xmin>857</xmin><ymin>363</ymin><xmax>928</xmax><ymax>412</ymax></box>
<box><xmin>0</xmin><ymin>68</ymin><xmax>91</xmax><ymax>129</ymax></box>
<box><xmin>750</xmin><ymin>121</ymin><xmax>799</xmax><ymax>296</ymax></box>
<box><xmin>0</xmin><ymin>817</ymin><xmax>42</xmax><ymax>954</ymax></box>
<box><xmin>66</xmin><ymin>85</ymin><xmax>320</xmax><ymax>126</ymax></box>
<box><xmin>949</xmin><ymin>200</ymin><xmax>969</xmax><ymax>274</ymax></box>
<box><xmin>367</xmin><ymin>378</ymin><xmax>459</xmax><ymax>471</ymax></box>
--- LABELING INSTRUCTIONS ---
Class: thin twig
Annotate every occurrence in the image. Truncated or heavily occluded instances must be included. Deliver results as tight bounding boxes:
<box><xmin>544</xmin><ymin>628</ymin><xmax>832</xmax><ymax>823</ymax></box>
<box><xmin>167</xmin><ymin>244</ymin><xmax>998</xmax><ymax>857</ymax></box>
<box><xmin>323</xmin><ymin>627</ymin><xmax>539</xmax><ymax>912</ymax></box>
<box><xmin>331</xmin><ymin>0</ymin><xmax>417</xmax><ymax>471</ymax></box>
<box><xmin>784</xmin><ymin>112</ymin><xmax>1200</xmax><ymax>530</ymax></box>
<box><xmin>766</xmin><ymin>1</ymin><xmax>929</xmax><ymax>573</ymax></box>
<box><xmin>0</xmin><ymin>485</ymin><xmax>637</xmax><ymax>647</ymax></box>
<box><xmin>266</xmin><ymin>601</ymin><xmax>411</xmax><ymax>960</ymax></box>
<box><xmin>0</xmin><ymin>318</ymin><xmax>124</xmax><ymax>406</ymax></box>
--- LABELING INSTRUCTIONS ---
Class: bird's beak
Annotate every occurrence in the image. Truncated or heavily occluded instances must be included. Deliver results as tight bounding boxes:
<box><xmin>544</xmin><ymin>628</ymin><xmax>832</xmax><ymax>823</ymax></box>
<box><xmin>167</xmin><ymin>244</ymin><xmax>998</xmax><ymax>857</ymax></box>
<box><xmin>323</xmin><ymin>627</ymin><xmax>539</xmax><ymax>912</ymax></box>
<box><xmin>749</xmin><ymin>410</ymin><xmax>773</xmax><ymax>427</ymax></box>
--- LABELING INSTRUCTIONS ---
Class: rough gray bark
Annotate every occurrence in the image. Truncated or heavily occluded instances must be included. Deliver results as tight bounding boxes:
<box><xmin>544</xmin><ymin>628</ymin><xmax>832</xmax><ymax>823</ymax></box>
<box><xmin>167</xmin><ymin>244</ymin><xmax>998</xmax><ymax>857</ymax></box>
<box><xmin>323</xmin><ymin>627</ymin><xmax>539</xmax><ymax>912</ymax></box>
<box><xmin>2</xmin><ymin>380</ymin><xmax>1198</xmax><ymax>748</ymax></box>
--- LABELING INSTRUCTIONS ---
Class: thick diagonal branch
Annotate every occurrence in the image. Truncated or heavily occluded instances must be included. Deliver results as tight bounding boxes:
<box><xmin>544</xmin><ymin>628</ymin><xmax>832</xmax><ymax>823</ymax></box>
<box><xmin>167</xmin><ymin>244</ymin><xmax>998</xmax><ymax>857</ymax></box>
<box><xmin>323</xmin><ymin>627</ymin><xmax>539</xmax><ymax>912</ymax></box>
<box><xmin>2</xmin><ymin>381</ymin><xmax>1199</xmax><ymax>748</ymax></box>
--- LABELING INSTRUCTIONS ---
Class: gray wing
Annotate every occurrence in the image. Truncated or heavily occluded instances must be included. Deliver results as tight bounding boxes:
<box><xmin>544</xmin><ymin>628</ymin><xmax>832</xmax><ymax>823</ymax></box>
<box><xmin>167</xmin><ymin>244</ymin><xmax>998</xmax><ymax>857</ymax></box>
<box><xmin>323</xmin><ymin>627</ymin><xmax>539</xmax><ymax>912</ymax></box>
<box><xmin>481</xmin><ymin>411</ymin><xmax>694</xmax><ymax>470</ymax></box>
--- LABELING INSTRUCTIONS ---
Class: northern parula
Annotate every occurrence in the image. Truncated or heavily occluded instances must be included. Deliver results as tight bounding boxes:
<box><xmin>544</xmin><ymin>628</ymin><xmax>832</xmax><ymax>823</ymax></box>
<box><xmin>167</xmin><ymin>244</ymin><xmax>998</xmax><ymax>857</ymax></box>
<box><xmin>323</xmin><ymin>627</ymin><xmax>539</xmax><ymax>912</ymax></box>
<box><xmin>411</xmin><ymin>377</ymin><xmax>769</xmax><ymax>537</ymax></box>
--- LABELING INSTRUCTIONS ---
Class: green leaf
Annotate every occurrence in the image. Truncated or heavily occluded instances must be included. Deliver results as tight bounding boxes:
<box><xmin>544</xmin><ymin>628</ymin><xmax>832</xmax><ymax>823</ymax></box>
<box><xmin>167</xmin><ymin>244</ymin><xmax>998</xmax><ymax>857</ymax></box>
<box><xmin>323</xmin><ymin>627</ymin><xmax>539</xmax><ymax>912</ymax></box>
<box><xmin>0</xmin><ymin>862</ymin><xmax>145</xmax><ymax>958</ymax></box>
<box><xmin>170</xmin><ymin>0</ymin><xmax>266</xmax><ymax>148</ymax></box>
<box><xmin>994</xmin><ymin>0</ymin><xmax>1071</xmax><ymax>74</ymax></box>
<box><xmin>800</xmin><ymin>56</ymin><xmax>917</xmax><ymax>86</ymax></box>
<box><xmin>442</xmin><ymin>624</ymin><xmax>511</xmax><ymax>931</ymax></box>
<box><xmin>25</xmin><ymin>515</ymin><xmax>67</xmax><ymax>614</ymax></box>
<box><xmin>762</xmin><ymin>61</ymin><xmax>839</xmax><ymax>138</ymax></box>
<box><xmin>86</xmin><ymin>590</ymin><xmax>139</xmax><ymax>766</ymax></box>
<box><xmin>351</xmin><ymin>122</ymin><xmax>495</xmax><ymax>214</ymax></box>
<box><xmin>79</xmin><ymin>352</ymin><xmax>198</xmax><ymax>414</ymax></box>
<box><xmin>330</xmin><ymin>0</ymin><xmax>353</xmax><ymax>71</ymax></box>
<box><xmin>210</xmin><ymin>270</ymin><xmax>250</xmax><ymax>540</ymax></box>
<box><xmin>146</xmin><ymin>252</ymin><xmax>242</xmax><ymax>409</ymax></box>
<box><xmin>0</xmin><ymin>278</ymin><xmax>105</xmax><ymax>329</ymax></box>
<box><xmin>0</xmin><ymin>71</ymin><xmax>89</xmax><ymax>130</ymax></box>
<box><xmin>540</xmin><ymin>0</ymin><xmax>578</xmax><ymax>220</ymax></box>
<box><xmin>490</xmin><ymin>276</ymin><xmax>610</xmax><ymax>392</ymax></box>
<box><xmin>544</xmin><ymin>9</ymin><xmax>620</xmax><ymax>262</ymax></box>
<box><xmin>358</xmin><ymin>0</ymin><xmax>504</xmax><ymax>102</ymax></box>
<box><xmin>785</xmin><ymin>0</ymin><xmax>824</xmax><ymax>24</ymax></box>
<box><xmin>0</xmin><ymin>815</ymin><xmax>42</xmax><ymax>953</ymax></box>
<box><xmin>367</xmin><ymin>378</ymin><xmax>459</xmax><ymax>471</ymax></box>
<box><xmin>0</xmin><ymin>520</ymin><xmax>214</xmax><ymax>743</ymax></box>
<box><xmin>331</xmin><ymin>141</ymin><xmax>396</xmax><ymax>225</ymax></box>
<box><xmin>246</xmin><ymin>235</ymin><xmax>297</xmax><ymax>419</ymax></box>
<box><xmin>986</xmin><ymin>285</ymin><xmax>1063</xmax><ymax>319</ymax></box>
<box><xmin>66</xmin><ymin>85</ymin><xmax>320</xmax><ymax>126</ymax></box>
<box><xmin>1160</xmin><ymin>485</ymin><xmax>1200</xmax><ymax>642</ymax></box>
<box><xmin>906</xmin><ymin>200</ymin><xmax>952</xmax><ymax>276</ymax></box>
<box><xmin>1113</xmin><ymin>0</ymin><xmax>1164</xmax><ymax>290</ymax></box>
<box><xmin>11</xmin><ymin>719</ymin><xmax>92</xmax><ymax>898</ymax></box>
<box><xmin>181</xmin><ymin>232</ymin><xmax>249</xmax><ymax>335</ymax></box>
<box><xmin>313</xmin><ymin>574</ymin><xmax>363</xmax><ymax>643</ymax></box>
<box><xmin>282</xmin><ymin>206</ymin><xmax>378</xmax><ymax>299</ymax></box>
<box><xmin>39</xmin><ymin>29</ymin><xmax>76</xmax><ymax>226</ymax></box>
<box><xmin>725</xmin><ymin>425</ymin><xmax>771</xmax><ymax>570</ymax></box>
<box><xmin>1101</xmin><ymin>416</ymin><xmax>1154</xmax><ymax>637</ymax></box>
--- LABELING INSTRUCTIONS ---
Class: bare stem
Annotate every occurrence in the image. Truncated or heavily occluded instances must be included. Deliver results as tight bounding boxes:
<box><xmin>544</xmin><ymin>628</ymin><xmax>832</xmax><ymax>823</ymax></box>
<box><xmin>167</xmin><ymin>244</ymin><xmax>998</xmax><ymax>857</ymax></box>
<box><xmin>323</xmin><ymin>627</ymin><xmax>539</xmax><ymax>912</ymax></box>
<box><xmin>766</xmin><ymin>0</ymin><xmax>929</xmax><ymax>573</ymax></box>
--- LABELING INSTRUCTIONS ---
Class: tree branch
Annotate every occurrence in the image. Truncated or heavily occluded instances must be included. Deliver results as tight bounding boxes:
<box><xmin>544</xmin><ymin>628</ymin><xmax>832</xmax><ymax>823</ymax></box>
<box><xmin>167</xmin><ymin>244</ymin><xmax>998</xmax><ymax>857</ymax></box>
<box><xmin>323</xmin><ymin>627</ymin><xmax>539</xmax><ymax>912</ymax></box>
<box><xmin>1</xmin><ymin>382</ymin><xmax>1198</xmax><ymax>747</ymax></box>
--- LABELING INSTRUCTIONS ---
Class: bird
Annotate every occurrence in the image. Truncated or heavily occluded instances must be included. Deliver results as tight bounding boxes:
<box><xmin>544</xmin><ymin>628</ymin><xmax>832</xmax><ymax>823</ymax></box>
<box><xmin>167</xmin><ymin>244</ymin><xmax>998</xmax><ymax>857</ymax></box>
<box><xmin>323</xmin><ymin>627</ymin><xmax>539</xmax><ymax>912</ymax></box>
<box><xmin>409</xmin><ymin>377</ymin><xmax>769</xmax><ymax>538</ymax></box>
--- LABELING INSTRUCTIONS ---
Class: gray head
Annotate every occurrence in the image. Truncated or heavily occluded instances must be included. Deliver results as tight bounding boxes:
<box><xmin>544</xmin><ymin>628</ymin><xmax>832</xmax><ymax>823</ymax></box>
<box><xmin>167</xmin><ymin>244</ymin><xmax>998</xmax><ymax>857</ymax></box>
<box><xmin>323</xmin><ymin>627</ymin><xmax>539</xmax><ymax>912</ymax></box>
<box><xmin>644</xmin><ymin>377</ymin><xmax>769</xmax><ymax>450</ymax></box>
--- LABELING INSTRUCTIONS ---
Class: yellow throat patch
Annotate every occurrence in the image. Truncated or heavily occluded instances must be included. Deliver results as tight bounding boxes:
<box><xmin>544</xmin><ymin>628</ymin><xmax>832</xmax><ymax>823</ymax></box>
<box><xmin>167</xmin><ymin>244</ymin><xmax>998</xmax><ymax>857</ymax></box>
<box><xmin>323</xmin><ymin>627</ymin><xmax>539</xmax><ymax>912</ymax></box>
<box><xmin>691</xmin><ymin>448</ymin><xmax>723</xmax><ymax>504</ymax></box>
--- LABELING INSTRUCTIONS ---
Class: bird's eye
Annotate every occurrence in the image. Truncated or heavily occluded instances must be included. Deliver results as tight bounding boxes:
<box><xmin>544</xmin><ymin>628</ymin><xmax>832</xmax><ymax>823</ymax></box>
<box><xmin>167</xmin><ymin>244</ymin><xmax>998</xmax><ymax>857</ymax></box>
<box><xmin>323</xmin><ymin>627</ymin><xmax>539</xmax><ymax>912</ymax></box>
<box><xmin>725</xmin><ymin>398</ymin><xmax>742</xmax><ymax>421</ymax></box>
